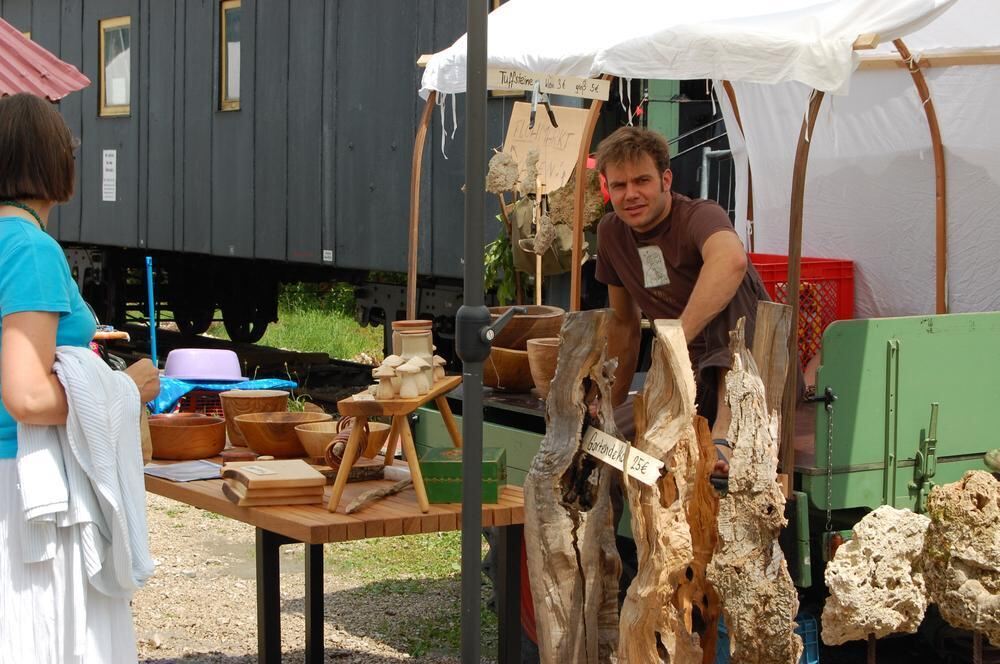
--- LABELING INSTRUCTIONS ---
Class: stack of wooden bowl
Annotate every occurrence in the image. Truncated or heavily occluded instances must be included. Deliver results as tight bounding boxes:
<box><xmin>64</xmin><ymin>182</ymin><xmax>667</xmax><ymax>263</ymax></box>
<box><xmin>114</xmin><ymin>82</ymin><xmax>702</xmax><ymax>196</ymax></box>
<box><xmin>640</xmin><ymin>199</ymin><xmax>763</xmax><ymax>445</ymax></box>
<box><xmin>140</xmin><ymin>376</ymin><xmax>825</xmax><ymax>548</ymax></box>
<box><xmin>484</xmin><ymin>305</ymin><xmax>564</xmax><ymax>395</ymax></box>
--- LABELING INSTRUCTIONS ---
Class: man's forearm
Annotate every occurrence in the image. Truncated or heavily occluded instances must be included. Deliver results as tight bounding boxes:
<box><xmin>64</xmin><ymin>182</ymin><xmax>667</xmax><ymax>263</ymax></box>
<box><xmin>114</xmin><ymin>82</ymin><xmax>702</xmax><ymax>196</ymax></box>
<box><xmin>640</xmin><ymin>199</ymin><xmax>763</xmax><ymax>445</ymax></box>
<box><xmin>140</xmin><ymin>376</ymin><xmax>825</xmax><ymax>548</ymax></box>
<box><xmin>608</xmin><ymin>317</ymin><xmax>640</xmax><ymax>406</ymax></box>
<box><xmin>680</xmin><ymin>250</ymin><xmax>746</xmax><ymax>342</ymax></box>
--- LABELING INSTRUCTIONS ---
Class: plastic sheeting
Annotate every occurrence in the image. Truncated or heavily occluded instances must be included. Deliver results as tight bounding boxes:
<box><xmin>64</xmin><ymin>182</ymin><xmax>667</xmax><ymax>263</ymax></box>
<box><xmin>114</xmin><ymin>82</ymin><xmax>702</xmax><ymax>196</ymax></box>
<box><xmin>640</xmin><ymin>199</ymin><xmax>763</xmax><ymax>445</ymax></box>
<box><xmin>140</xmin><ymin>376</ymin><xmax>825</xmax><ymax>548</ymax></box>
<box><xmin>720</xmin><ymin>0</ymin><xmax>1000</xmax><ymax>317</ymax></box>
<box><xmin>421</xmin><ymin>0</ymin><xmax>957</xmax><ymax>97</ymax></box>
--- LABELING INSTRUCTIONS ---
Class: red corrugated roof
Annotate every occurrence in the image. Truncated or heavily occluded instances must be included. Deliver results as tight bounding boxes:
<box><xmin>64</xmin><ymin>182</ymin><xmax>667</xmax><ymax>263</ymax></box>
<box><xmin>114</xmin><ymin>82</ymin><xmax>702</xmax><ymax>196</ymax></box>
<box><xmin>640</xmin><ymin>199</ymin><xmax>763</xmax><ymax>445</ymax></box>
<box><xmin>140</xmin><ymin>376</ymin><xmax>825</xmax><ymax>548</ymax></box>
<box><xmin>0</xmin><ymin>17</ymin><xmax>89</xmax><ymax>101</ymax></box>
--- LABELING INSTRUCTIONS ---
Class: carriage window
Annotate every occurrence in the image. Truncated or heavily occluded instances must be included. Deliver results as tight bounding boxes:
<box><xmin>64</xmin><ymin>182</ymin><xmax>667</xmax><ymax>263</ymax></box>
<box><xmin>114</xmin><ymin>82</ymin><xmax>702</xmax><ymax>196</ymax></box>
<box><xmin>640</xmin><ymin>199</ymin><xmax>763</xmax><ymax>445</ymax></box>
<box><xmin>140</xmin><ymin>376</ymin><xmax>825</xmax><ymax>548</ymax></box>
<box><xmin>99</xmin><ymin>17</ymin><xmax>130</xmax><ymax>117</ymax></box>
<box><xmin>220</xmin><ymin>0</ymin><xmax>241</xmax><ymax>111</ymax></box>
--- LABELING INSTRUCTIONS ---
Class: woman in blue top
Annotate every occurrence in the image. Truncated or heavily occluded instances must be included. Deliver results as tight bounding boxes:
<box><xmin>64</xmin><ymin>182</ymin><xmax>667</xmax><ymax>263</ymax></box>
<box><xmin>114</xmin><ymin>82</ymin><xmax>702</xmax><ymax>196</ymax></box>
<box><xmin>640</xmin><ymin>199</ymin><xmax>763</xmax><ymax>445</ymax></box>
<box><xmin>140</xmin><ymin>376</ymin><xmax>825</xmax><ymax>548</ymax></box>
<box><xmin>0</xmin><ymin>93</ymin><xmax>159</xmax><ymax>661</ymax></box>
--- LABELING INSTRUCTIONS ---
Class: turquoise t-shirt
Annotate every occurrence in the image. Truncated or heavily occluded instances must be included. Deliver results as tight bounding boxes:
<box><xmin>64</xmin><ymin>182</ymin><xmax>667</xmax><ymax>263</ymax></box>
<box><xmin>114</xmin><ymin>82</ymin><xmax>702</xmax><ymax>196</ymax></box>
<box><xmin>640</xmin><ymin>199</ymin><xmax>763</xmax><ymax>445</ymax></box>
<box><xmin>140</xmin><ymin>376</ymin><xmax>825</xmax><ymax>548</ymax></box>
<box><xmin>0</xmin><ymin>216</ymin><xmax>96</xmax><ymax>458</ymax></box>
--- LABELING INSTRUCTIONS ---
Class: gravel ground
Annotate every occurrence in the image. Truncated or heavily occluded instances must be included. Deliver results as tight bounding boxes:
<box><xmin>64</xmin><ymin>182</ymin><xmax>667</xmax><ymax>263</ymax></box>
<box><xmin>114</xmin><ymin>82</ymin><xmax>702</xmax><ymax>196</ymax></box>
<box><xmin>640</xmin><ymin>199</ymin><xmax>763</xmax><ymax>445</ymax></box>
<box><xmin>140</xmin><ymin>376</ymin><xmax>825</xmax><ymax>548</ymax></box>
<box><xmin>135</xmin><ymin>493</ymin><xmax>493</xmax><ymax>664</ymax></box>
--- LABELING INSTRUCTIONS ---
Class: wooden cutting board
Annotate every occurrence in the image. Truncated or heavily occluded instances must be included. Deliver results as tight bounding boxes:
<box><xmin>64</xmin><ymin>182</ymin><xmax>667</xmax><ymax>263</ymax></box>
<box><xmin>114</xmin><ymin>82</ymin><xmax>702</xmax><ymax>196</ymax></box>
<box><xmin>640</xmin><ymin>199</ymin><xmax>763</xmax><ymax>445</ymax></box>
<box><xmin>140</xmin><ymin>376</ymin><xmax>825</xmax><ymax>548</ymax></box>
<box><xmin>224</xmin><ymin>478</ymin><xmax>324</xmax><ymax>500</ymax></box>
<box><xmin>222</xmin><ymin>459</ymin><xmax>326</xmax><ymax>489</ymax></box>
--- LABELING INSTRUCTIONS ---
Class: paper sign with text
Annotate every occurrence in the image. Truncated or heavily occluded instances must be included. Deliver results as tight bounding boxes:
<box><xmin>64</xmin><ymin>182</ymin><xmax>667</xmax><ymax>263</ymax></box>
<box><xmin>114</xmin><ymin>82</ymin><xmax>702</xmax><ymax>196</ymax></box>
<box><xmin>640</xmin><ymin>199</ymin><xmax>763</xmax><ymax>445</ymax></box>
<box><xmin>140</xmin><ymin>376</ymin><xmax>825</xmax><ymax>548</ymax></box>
<box><xmin>582</xmin><ymin>427</ymin><xmax>664</xmax><ymax>486</ymax></box>
<box><xmin>502</xmin><ymin>102</ymin><xmax>589</xmax><ymax>191</ymax></box>
<box><xmin>488</xmin><ymin>68</ymin><xmax>610</xmax><ymax>101</ymax></box>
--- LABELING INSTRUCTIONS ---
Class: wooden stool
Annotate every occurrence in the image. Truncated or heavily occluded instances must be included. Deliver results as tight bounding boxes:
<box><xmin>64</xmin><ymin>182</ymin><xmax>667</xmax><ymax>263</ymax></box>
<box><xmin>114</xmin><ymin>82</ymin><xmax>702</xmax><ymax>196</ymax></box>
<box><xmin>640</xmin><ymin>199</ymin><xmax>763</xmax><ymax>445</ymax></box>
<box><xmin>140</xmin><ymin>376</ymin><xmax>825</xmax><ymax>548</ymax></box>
<box><xmin>326</xmin><ymin>375</ymin><xmax>462</xmax><ymax>513</ymax></box>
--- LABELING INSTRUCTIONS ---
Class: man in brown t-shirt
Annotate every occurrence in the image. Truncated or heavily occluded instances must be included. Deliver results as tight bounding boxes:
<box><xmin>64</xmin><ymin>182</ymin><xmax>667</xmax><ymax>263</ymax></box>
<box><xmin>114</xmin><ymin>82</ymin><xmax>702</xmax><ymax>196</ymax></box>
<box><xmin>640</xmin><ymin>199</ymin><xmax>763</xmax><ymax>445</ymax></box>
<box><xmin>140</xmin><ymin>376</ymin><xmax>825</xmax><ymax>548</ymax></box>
<box><xmin>594</xmin><ymin>126</ymin><xmax>769</xmax><ymax>475</ymax></box>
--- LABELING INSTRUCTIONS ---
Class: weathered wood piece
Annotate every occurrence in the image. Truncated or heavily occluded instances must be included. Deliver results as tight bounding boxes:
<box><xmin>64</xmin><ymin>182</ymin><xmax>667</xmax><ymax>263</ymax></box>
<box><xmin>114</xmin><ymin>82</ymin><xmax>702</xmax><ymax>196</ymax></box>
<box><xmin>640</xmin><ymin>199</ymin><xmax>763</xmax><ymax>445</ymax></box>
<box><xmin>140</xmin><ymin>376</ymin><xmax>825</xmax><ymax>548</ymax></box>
<box><xmin>924</xmin><ymin>471</ymin><xmax>1000</xmax><ymax>647</ymax></box>
<box><xmin>822</xmin><ymin>505</ymin><xmax>931</xmax><ymax>644</ymax></box>
<box><xmin>750</xmin><ymin>301</ymin><xmax>793</xmax><ymax>419</ymax></box>
<box><xmin>524</xmin><ymin>309</ymin><xmax>622</xmax><ymax>663</ymax></box>
<box><xmin>345</xmin><ymin>479</ymin><xmax>412</xmax><ymax>514</ymax></box>
<box><xmin>618</xmin><ymin>320</ymin><xmax>704</xmax><ymax>663</ymax></box>
<box><xmin>708</xmin><ymin>319</ymin><xmax>803</xmax><ymax>664</ymax></box>
<box><xmin>685</xmin><ymin>415</ymin><xmax>722</xmax><ymax>664</ymax></box>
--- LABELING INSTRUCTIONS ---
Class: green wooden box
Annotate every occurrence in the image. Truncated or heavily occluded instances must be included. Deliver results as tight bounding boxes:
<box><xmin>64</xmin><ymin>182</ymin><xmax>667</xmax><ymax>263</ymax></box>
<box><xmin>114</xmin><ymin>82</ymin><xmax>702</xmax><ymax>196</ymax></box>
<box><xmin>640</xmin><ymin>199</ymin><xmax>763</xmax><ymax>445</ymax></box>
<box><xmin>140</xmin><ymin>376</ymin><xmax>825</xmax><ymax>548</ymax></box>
<box><xmin>419</xmin><ymin>447</ymin><xmax>507</xmax><ymax>504</ymax></box>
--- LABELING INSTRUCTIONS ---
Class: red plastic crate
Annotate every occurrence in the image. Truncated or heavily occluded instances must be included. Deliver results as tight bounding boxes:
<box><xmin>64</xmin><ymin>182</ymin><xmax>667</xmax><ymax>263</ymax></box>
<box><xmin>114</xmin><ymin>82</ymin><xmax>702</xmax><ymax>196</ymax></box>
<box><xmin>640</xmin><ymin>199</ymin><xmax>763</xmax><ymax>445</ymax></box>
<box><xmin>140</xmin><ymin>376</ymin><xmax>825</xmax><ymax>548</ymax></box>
<box><xmin>748</xmin><ymin>253</ymin><xmax>854</xmax><ymax>367</ymax></box>
<box><xmin>176</xmin><ymin>389</ymin><xmax>224</xmax><ymax>417</ymax></box>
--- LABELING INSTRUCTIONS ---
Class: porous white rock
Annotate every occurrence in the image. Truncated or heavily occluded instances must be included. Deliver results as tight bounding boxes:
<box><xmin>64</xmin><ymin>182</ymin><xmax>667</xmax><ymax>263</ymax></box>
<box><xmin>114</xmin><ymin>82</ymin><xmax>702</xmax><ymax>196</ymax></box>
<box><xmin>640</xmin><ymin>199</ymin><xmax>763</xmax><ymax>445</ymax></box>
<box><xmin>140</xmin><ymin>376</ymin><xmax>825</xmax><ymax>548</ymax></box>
<box><xmin>485</xmin><ymin>151</ymin><xmax>519</xmax><ymax>194</ymax></box>
<box><xmin>924</xmin><ymin>471</ymin><xmax>1000</xmax><ymax>647</ymax></box>
<box><xmin>822</xmin><ymin>505</ymin><xmax>930</xmax><ymax>645</ymax></box>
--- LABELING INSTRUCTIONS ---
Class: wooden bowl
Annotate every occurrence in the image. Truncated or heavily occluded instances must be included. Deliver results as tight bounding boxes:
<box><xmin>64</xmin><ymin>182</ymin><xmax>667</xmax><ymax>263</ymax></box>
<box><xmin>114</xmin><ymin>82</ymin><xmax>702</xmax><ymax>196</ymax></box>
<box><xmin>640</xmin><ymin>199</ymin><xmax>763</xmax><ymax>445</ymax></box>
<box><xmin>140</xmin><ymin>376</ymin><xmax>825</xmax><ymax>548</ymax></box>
<box><xmin>484</xmin><ymin>346</ymin><xmax>534</xmax><ymax>393</ymax></box>
<box><xmin>526</xmin><ymin>337</ymin><xmax>561</xmax><ymax>399</ymax></box>
<box><xmin>234</xmin><ymin>411</ymin><xmax>333</xmax><ymax>458</ymax></box>
<box><xmin>149</xmin><ymin>414</ymin><xmax>226</xmax><ymax>460</ymax></box>
<box><xmin>294</xmin><ymin>421</ymin><xmax>340</xmax><ymax>459</ymax></box>
<box><xmin>488</xmin><ymin>305</ymin><xmax>564</xmax><ymax>350</ymax></box>
<box><xmin>219</xmin><ymin>389</ymin><xmax>289</xmax><ymax>446</ymax></box>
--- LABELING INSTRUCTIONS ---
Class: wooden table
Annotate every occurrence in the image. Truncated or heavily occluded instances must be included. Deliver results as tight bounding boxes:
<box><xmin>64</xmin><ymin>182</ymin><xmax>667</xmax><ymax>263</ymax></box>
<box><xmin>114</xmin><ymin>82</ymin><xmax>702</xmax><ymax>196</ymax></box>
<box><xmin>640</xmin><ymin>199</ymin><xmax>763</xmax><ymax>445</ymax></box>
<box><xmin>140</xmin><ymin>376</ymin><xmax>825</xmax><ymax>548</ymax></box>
<box><xmin>329</xmin><ymin>375</ymin><xmax>464</xmax><ymax>513</ymax></box>
<box><xmin>145</xmin><ymin>469</ymin><xmax>524</xmax><ymax>663</ymax></box>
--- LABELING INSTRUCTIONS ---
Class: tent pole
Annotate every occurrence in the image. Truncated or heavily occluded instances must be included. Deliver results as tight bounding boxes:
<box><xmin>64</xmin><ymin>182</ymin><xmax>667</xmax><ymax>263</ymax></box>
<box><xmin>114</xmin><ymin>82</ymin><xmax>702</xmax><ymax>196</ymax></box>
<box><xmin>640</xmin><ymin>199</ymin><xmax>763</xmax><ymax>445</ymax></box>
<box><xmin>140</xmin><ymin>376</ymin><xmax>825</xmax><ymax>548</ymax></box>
<box><xmin>779</xmin><ymin>89</ymin><xmax>825</xmax><ymax>480</ymax></box>
<box><xmin>407</xmin><ymin>91</ymin><xmax>438</xmax><ymax>320</ymax></box>
<box><xmin>720</xmin><ymin>80</ymin><xmax>755</xmax><ymax>251</ymax></box>
<box><xmin>894</xmin><ymin>38</ymin><xmax>948</xmax><ymax>314</ymax></box>
<box><xmin>570</xmin><ymin>75</ymin><xmax>612</xmax><ymax>311</ymax></box>
<box><xmin>457</xmin><ymin>0</ymin><xmax>488</xmax><ymax>662</ymax></box>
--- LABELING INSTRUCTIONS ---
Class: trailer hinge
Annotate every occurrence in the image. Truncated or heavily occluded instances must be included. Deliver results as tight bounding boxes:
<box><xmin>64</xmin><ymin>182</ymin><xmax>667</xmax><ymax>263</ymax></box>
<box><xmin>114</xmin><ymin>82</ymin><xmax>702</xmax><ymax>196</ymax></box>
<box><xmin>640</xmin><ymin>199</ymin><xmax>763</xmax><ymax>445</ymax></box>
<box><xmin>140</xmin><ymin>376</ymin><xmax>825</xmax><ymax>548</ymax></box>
<box><xmin>909</xmin><ymin>402</ymin><xmax>939</xmax><ymax>514</ymax></box>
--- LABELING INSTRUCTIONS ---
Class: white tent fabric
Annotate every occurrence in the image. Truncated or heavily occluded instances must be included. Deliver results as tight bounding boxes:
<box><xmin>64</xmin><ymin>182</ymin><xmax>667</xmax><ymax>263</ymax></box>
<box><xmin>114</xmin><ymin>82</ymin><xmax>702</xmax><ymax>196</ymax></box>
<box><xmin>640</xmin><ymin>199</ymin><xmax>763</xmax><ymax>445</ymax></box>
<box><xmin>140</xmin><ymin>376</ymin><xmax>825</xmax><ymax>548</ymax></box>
<box><xmin>722</xmin><ymin>0</ymin><xmax>1000</xmax><ymax>317</ymax></box>
<box><xmin>421</xmin><ymin>0</ymin><xmax>957</xmax><ymax>98</ymax></box>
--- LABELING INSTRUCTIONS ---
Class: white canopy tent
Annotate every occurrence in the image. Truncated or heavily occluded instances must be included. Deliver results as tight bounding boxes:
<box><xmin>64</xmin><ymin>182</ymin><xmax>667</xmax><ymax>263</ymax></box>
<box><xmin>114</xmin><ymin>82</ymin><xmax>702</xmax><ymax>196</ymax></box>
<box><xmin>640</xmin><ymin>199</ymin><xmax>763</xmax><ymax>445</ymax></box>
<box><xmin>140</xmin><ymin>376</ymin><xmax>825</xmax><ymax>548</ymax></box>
<box><xmin>720</xmin><ymin>0</ymin><xmax>1000</xmax><ymax>317</ymax></box>
<box><xmin>422</xmin><ymin>0</ymin><xmax>957</xmax><ymax>96</ymax></box>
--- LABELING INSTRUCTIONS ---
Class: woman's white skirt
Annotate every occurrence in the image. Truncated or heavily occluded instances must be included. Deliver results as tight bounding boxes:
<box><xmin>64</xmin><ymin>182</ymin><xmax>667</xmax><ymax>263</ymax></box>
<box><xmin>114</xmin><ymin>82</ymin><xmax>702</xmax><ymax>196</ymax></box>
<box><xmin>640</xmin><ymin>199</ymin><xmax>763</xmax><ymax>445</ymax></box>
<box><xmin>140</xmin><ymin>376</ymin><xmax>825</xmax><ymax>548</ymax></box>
<box><xmin>0</xmin><ymin>459</ymin><xmax>138</xmax><ymax>664</ymax></box>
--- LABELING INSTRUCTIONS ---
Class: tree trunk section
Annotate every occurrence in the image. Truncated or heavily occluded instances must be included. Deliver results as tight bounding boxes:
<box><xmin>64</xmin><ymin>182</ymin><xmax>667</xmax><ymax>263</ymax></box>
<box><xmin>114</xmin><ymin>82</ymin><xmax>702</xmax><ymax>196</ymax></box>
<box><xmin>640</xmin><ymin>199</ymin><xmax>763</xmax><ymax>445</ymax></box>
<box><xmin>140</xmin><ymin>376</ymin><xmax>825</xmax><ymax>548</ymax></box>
<box><xmin>708</xmin><ymin>318</ymin><xmax>803</xmax><ymax>664</ymax></box>
<box><xmin>524</xmin><ymin>309</ymin><xmax>622</xmax><ymax>663</ymax></box>
<box><xmin>618</xmin><ymin>320</ymin><xmax>708</xmax><ymax>663</ymax></box>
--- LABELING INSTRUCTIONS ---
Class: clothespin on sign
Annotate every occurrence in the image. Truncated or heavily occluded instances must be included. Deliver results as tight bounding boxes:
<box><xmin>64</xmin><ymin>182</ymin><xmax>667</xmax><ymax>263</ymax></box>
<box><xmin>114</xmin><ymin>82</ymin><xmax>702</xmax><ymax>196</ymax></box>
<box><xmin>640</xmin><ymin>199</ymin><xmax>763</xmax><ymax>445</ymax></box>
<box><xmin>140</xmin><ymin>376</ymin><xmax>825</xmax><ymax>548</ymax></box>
<box><xmin>529</xmin><ymin>81</ymin><xmax>558</xmax><ymax>130</ymax></box>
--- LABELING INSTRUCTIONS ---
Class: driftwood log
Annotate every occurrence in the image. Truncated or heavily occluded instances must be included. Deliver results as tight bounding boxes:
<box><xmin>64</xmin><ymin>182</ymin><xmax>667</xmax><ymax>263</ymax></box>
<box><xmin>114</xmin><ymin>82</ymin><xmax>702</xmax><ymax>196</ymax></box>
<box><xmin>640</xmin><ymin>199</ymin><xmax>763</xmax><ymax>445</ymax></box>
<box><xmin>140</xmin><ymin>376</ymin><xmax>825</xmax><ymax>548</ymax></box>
<box><xmin>524</xmin><ymin>309</ymin><xmax>622</xmax><ymax>663</ymax></box>
<box><xmin>707</xmin><ymin>319</ymin><xmax>802</xmax><ymax>664</ymax></box>
<box><xmin>618</xmin><ymin>320</ymin><xmax>717</xmax><ymax>663</ymax></box>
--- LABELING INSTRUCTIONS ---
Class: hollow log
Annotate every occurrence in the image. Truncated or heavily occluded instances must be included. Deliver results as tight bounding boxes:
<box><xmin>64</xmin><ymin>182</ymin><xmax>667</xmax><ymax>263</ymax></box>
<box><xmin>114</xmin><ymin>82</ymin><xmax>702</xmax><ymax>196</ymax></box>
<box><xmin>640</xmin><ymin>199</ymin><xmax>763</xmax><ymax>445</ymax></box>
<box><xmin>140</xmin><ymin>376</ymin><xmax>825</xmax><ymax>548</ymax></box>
<box><xmin>618</xmin><ymin>320</ymin><xmax>707</xmax><ymax>663</ymax></box>
<box><xmin>707</xmin><ymin>319</ymin><xmax>802</xmax><ymax>664</ymax></box>
<box><xmin>524</xmin><ymin>309</ymin><xmax>622</xmax><ymax>663</ymax></box>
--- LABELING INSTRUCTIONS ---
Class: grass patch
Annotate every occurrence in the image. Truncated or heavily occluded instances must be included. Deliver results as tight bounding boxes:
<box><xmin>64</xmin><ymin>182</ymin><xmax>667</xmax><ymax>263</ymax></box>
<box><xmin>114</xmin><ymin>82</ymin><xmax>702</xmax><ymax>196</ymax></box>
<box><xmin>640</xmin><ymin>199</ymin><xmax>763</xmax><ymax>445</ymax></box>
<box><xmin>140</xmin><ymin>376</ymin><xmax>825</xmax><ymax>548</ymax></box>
<box><xmin>206</xmin><ymin>308</ymin><xmax>383</xmax><ymax>362</ymax></box>
<box><xmin>325</xmin><ymin>532</ymin><xmax>500</xmax><ymax>659</ymax></box>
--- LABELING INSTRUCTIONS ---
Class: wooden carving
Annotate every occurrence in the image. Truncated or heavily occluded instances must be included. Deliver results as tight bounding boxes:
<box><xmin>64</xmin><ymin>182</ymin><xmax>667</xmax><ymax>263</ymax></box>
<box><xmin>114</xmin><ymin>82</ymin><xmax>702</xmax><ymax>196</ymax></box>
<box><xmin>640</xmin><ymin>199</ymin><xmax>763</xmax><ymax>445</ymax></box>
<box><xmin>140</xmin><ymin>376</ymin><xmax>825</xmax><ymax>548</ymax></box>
<box><xmin>618</xmin><ymin>320</ymin><xmax>706</xmax><ymax>663</ymax></box>
<box><xmin>707</xmin><ymin>319</ymin><xmax>803</xmax><ymax>664</ymax></box>
<box><xmin>524</xmin><ymin>309</ymin><xmax>622</xmax><ymax>663</ymax></box>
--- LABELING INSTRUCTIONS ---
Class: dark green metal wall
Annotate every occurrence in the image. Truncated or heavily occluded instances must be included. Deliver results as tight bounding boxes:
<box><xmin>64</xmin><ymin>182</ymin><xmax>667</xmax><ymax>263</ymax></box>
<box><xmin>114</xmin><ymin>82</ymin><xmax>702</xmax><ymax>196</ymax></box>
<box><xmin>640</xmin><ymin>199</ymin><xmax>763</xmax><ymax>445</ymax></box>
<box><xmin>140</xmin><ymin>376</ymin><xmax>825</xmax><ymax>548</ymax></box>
<box><xmin>2</xmin><ymin>0</ymin><xmax>511</xmax><ymax>279</ymax></box>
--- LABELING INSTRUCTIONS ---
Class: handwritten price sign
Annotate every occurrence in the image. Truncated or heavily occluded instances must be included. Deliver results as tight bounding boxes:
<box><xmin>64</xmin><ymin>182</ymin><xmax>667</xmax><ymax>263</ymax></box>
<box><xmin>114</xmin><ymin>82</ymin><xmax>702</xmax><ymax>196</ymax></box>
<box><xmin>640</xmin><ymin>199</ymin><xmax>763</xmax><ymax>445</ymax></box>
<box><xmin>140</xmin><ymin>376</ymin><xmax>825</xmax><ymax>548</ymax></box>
<box><xmin>582</xmin><ymin>427</ymin><xmax>665</xmax><ymax>486</ymax></box>
<box><xmin>487</xmin><ymin>68</ymin><xmax>610</xmax><ymax>101</ymax></box>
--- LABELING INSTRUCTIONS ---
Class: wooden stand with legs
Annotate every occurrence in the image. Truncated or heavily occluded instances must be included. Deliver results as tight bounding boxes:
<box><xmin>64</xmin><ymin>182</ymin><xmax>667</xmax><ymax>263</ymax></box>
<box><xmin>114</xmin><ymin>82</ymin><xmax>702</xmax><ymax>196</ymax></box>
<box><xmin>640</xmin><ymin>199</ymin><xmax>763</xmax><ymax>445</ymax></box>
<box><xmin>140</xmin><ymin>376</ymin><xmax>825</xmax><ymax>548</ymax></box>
<box><xmin>326</xmin><ymin>375</ymin><xmax>463</xmax><ymax>514</ymax></box>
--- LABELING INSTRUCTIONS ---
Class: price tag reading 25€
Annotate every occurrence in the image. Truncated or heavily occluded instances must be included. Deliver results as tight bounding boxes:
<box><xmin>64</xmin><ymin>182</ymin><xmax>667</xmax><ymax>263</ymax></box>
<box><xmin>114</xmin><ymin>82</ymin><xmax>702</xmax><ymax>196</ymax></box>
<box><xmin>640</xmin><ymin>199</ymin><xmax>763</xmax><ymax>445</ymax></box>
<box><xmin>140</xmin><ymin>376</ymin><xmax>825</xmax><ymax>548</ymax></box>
<box><xmin>582</xmin><ymin>426</ymin><xmax>664</xmax><ymax>486</ymax></box>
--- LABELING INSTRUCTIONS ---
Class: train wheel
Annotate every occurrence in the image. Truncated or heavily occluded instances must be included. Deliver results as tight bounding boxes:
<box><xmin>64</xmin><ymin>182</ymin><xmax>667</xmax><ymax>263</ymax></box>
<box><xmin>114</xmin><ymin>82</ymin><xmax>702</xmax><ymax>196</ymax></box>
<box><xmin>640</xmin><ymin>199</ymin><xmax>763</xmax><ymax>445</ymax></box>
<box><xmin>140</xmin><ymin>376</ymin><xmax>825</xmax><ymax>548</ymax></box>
<box><xmin>222</xmin><ymin>300</ymin><xmax>270</xmax><ymax>343</ymax></box>
<box><xmin>174</xmin><ymin>301</ymin><xmax>216</xmax><ymax>336</ymax></box>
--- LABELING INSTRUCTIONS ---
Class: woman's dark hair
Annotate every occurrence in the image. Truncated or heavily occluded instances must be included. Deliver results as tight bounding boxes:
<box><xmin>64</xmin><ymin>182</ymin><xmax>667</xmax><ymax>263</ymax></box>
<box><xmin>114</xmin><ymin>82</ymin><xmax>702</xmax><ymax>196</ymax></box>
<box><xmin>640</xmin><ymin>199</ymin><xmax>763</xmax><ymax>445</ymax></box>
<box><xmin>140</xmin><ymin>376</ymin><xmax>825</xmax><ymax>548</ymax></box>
<box><xmin>595</xmin><ymin>126</ymin><xmax>671</xmax><ymax>176</ymax></box>
<box><xmin>0</xmin><ymin>93</ymin><xmax>76</xmax><ymax>203</ymax></box>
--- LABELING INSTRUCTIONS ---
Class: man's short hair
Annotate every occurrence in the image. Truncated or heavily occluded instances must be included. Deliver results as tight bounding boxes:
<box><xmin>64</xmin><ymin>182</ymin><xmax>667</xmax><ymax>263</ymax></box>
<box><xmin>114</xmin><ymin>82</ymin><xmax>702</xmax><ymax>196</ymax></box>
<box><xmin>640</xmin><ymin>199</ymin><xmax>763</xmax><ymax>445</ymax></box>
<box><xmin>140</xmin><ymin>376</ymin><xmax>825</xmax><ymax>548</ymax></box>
<box><xmin>0</xmin><ymin>93</ymin><xmax>76</xmax><ymax>203</ymax></box>
<box><xmin>595</xmin><ymin>126</ymin><xmax>671</xmax><ymax>175</ymax></box>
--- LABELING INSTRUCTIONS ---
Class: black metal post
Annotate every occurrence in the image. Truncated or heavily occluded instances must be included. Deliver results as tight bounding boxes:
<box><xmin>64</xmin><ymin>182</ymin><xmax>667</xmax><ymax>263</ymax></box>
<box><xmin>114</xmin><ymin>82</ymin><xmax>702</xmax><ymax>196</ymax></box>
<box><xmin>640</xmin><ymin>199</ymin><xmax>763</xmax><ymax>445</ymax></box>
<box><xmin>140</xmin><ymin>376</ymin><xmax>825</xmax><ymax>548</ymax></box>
<box><xmin>256</xmin><ymin>528</ymin><xmax>284</xmax><ymax>663</ymax></box>
<box><xmin>495</xmin><ymin>525</ymin><xmax>523</xmax><ymax>664</ymax></box>
<box><xmin>304</xmin><ymin>543</ymin><xmax>324</xmax><ymax>664</ymax></box>
<box><xmin>456</xmin><ymin>1</ymin><xmax>489</xmax><ymax>662</ymax></box>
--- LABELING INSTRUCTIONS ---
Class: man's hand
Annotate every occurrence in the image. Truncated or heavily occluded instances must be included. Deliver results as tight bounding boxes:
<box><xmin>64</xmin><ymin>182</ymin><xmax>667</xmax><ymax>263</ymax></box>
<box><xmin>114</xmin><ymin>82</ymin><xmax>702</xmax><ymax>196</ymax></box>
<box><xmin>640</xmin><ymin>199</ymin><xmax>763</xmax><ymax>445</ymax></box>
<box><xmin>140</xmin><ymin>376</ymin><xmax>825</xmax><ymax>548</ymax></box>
<box><xmin>679</xmin><ymin>230</ymin><xmax>747</xmax><ymax>342</ymax></box>
<box><xmin>124</xmin><ymin>359</ymin><xmax>161</xmax><ymax>403</ymax></box>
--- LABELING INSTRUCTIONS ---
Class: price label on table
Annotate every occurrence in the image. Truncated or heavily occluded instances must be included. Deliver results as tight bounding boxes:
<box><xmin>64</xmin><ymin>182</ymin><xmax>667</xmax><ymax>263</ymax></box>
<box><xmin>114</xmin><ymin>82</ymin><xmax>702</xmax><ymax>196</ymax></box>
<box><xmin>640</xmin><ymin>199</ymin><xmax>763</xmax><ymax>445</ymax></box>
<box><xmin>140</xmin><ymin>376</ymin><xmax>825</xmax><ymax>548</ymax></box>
<box><xmin>582</xmin><ymin>426</ymin><xmax>664</xmax><ymax>486</ymax></box>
